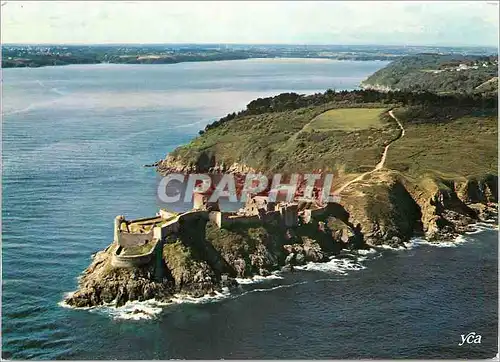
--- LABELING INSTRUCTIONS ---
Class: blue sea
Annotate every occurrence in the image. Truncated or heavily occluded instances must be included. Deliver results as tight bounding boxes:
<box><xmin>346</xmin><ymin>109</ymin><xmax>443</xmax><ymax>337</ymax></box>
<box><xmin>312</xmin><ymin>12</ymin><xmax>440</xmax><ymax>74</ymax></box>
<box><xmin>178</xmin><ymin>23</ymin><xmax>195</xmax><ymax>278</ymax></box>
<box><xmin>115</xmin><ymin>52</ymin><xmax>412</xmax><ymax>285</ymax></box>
<box><xmin>2</xmin><ymin>59</ymin><xmax>498</xmax><ymax>359</ymax></box>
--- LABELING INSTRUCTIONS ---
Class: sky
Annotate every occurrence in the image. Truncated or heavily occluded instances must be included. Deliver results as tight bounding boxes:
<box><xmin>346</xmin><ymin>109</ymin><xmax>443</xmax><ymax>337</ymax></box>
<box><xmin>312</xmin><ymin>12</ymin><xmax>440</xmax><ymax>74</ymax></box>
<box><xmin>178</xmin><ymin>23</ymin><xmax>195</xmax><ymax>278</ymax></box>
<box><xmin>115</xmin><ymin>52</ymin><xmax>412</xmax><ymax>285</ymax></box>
<box><xmin>1</xmin><ymin>1</ymin><xmax>499</xmax><ymax>47</ymax></box>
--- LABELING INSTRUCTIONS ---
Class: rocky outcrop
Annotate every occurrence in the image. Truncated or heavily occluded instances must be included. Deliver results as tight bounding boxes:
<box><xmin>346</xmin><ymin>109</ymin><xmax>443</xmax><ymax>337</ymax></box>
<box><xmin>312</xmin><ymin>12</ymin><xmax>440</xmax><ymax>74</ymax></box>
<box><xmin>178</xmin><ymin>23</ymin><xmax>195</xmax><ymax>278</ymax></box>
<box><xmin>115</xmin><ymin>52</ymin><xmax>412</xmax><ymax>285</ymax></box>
<box><xmin>65</xmin><ymin>211</ymin><xmax>369</xmax><ymax>308</ymax></box>
<box><xmin>157</xmin><ymin>152</ymin><xmax>496</xmax><ymax>248</ymax></box>
<box><xmin>359</xmin><ymin>83</ymin><xmax>398</xmax><ymax>92</ymax></box>
<box><xmin>65</xmin><ymin>246</ymin><xmax>173</xmax><ymax>308</ymax></box>
<box><xmin>456</xmin><ymin>175</ymin><xmax>498</xmax><ymax>204</ymax></box>
<box><xmin>65</xmin><ymin>166</ymin><xmax>497</xmax><ymax>309</ymax></box>
<box><xmin>407</xmin><ymin>176</ymin><xmax>497</xmax><ymax>241</ymax></box>
<box><xmin>336</xmin><ymin>170</ymin><xmax>497</xmax><ymax>247</ymax></box>
<box><xmin>339</xmin><ymin>171</ymin><xmax>422</xmax><ymax>248</ymax></box>
<box><xmin>206</xmin><ymin>222</ymin><xmax>290</xmax><ymax>278</ymax></box>
<box><xmin>157</xmin><ymin>153</ymin><xmax>256</xmax><ymax>175</ymax></box>
<box><xmin>162</xmin><ymin>242</ymin><xmax>221</xmax><ymax>297</ymax></box>
<box><xmin>283</xmin><ymin>238</ymin><xmax>328</xmax><ymax>266</ymax></box>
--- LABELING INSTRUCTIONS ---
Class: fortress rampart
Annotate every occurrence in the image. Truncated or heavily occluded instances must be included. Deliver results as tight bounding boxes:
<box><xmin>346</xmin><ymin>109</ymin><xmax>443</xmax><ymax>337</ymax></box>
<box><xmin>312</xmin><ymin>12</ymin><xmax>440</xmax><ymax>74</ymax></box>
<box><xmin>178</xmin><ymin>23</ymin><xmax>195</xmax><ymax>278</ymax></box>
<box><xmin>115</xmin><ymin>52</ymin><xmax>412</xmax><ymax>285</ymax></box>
<box><xmin>110</xmin><ymin>195</ymin><xmax>335</xmax><ymax>269</ymax></box>
<box><xmin>111</xmin><ymin>239</ymin><xmax>161</xmax><ymax>268</ymax></box>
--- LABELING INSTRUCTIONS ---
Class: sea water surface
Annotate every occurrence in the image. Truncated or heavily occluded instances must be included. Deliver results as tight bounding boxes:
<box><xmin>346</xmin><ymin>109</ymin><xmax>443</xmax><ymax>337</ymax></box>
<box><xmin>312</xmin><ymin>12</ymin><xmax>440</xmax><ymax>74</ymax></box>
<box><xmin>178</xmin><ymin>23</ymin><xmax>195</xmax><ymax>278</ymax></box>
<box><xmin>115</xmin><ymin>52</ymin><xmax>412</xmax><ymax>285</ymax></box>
<box><xmin>2</xmin><ymin>59</ymin><xmax>498</xmax><ymax>359</ymax></box>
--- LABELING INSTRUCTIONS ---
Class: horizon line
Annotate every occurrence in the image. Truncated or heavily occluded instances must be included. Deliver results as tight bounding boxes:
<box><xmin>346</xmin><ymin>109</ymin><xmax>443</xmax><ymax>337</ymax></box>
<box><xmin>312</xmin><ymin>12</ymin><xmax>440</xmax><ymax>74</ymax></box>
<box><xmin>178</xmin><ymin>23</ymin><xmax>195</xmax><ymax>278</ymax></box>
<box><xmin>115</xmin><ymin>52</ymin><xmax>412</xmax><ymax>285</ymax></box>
<box><xmin>2</xmin><ymin>42</ymin><xmax>499</xmax><ymax>49</ymax></box>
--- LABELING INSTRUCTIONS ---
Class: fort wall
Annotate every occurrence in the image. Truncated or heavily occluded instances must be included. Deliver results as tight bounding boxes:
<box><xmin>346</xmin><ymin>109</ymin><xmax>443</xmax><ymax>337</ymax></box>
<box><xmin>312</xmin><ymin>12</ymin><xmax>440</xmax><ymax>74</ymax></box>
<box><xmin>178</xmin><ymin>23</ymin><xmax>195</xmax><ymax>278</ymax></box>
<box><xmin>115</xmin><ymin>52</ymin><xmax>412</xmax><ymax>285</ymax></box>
<box><xmin>279</xmin><ymin>204</ymin><xmax>299</xmax><ymax>227</ymax></box>
<box><xmin>117</xmin><ymin>229</ymin><xmax>155</xmax><ymax>248</ymax></box>
<box><xmin>111</xmin><ymin>239</ymin><xmax>161</xmax><ymax>268</ymax></box>
<box><xmin>224</xmin><ymin>214</ymin><xmax>261</xmax><ymax>226</ymax></box>
<box><xmin>154</xmin><ymin>221</ymin><xmax>179</xmax><ymax>241</ymax></box>
<box><xmin>261</xmin><ymin>210</ymin><xmax>281</xmax><ymax>223</ymax></box>
<box><xmin>177</xmin><ymin>210</ymin><xmax>209</xmax><ymax>223</ymax></box>
<box><xmin>208</xmin><ymin>211</ymin><xmax>262</xmax><ymax>228</ymax></box>
<box><xmin>209</xmin><ymin>211</ymin><xmax>223</xmax><ymax>228</ymax></box>
<box><xmin>111</xmin><ymin>198</ymin><xmax>339</xmax><ymax>269</ymax></box>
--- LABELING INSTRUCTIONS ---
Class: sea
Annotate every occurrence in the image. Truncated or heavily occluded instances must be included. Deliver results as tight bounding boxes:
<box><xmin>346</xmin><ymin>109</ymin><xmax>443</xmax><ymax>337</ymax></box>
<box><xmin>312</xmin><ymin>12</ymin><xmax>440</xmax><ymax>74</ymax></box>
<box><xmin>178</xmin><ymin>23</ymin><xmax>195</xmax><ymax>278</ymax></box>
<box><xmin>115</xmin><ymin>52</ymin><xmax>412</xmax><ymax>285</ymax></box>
<box><xmin>2</xmin><ymin>58</ymin><xmax>498</xmax><ymax>359</ymax></box>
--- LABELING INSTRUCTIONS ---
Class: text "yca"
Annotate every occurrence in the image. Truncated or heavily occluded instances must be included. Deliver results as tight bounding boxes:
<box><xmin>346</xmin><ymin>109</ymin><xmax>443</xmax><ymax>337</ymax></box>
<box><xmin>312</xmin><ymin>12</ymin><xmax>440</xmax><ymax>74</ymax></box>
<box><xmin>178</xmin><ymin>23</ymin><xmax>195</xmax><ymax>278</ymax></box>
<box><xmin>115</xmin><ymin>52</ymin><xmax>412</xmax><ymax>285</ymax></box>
<box><xmin>458</xmin><ymin>332</ymin><xmax>482</xmax><ymax>346</ymax></box>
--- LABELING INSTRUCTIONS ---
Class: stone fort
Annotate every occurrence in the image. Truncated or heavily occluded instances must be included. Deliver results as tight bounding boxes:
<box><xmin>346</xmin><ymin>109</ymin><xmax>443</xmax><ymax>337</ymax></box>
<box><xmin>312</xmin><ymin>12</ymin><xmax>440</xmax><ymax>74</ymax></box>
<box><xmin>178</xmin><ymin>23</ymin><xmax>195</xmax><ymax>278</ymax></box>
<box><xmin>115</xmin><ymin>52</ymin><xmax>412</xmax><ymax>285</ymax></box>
<box><xmin>111</xmin><ymin>192</ymin><xmax>335</xmax><ymax>268</ymax></box>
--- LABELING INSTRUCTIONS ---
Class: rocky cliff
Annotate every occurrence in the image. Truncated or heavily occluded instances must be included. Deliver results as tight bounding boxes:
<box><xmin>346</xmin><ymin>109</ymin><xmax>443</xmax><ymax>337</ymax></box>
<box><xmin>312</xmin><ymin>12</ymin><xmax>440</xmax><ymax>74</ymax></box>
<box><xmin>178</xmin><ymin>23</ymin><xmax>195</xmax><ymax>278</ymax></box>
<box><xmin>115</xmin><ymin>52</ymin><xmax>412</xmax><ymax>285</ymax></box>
<box><xmin>157</xmin><ymin>153</ymin><xmax>257</xmax><ymax>175</ymax></box>
<box><xmin>65</xmin><ymin>168</ymin><xmax>496</xmax><ymax>308</ymax></box>
<box><xmin>67</xmin><ymin>86</ymin><xmax>497</xmax><ymax>309</ymax></box>
<box><xmin>338</xmin><ymin>170</ymin><xmax>497</xmax><ymax>248</ymax></box>
<box><xmin>64</xmin><ymin>209</ymin><xmax>365</xmax><ymax>308</ymax></box>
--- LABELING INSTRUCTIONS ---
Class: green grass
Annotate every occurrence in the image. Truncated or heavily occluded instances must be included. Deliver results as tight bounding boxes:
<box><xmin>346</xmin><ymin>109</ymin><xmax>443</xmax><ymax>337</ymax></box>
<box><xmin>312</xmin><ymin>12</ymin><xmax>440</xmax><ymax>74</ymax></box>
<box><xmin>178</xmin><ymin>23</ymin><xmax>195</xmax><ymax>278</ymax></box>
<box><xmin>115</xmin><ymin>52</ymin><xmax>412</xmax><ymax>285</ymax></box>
<box><xmin>167</xmin><ymin>103</ymin><xmax>398</xmax><ymax>174</ymax></box>
<box><xmin>164</xmin><ymin>101</ymin><xmax>496</xmax><ymax>183</ymax></box>
<box><xmin>120</xmin><ymin>243</ymin><xmax>154</xmax><ymax>256</ymax></box>
<box><xmin>304</xmin><ymin>108</ymin><xmax>386</xmax><ymax>132</ymax></box>
<box><xmin>387</xmin><ymin>108</ymin><xmax>497</xmax><ymax>179</ymax></box>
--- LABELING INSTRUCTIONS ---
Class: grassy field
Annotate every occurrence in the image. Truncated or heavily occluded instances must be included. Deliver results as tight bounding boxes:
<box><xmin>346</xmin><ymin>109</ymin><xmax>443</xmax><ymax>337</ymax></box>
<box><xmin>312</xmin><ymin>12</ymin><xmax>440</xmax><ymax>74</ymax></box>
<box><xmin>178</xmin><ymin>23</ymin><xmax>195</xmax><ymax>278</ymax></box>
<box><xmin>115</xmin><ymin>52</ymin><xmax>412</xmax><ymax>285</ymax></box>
<box><xmin>304</xmin><ymin>108</ymin><xmax>386</xmax><ymax>132</ymax></box>
<box><xmin>165</xmin><ymin>100</ymin><xmax>496</xmax><ymax>182</ymax></box>
<box><xmin>387</xmin><ymin>107</ymin><xmax>497</xmax><ymax>179</ymax></box>
<box><xmin>168</xmin><ymin>103</ymin><xmax>398</xmax><ymax>174</ymax></box>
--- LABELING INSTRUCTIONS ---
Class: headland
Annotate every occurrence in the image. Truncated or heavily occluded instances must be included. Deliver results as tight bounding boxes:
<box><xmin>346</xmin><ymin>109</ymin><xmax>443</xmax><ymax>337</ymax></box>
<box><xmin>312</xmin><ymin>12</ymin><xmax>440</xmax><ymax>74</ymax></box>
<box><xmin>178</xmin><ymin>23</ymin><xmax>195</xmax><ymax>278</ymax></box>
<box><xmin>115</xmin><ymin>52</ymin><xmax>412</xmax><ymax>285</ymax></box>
<box><xmin>64</xmin><ymin>53</ymin><xmax>498</xmax><ymax>310</ymax></box>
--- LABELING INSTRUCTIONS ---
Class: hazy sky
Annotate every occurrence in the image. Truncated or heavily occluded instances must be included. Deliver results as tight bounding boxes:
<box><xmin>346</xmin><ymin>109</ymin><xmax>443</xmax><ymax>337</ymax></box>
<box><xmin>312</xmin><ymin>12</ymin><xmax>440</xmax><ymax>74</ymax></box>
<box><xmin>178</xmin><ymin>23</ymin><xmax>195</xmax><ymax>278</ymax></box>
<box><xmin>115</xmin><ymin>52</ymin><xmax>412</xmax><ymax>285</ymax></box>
<box><xmin>1</xmin><ymin>1</ymin><xmax>498</xmax><ymax>46</ymax></box>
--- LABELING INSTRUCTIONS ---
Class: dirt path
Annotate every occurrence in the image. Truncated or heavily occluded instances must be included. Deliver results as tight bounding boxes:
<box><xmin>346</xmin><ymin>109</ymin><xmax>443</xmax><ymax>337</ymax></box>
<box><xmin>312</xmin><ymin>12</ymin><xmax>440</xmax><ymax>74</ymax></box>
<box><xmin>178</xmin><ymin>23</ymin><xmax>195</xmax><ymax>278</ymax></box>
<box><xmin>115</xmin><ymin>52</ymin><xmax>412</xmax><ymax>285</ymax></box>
<box><xmin>333</xmin><ymin>110</ymin><xmax>405</xmax><ymax>195</ymax></box>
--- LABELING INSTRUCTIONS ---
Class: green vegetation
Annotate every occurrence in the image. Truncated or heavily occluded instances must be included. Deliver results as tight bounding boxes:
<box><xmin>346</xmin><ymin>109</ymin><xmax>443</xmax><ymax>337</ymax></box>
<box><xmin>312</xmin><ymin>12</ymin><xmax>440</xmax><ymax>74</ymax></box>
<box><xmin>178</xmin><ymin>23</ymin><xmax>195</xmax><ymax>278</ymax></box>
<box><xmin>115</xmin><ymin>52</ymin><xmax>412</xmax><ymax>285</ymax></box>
<box><xmin>163</xmin><ymin>88</ymin><xmax>496</xmax><ymax>177</ymax></box>
<box><xmin>205</xmin><ymin>221</ymin><xmax>286</xmax><ymax>276</ymax></box>
<box><xmin>3</xmin><ymin>44</ymin><xmax>431</xmax><ymax>69</ymax></box>
<box><xmin>171</xmin><ymin>102</ymin><xmax>398</xmax><ymax>174</ymax></box>
<box><xmin>158</xmin><ymin>68</ymin><xmax>497</xmax><ymax>249</ymax></box>
<box><xmin>120</xmin><ymin>243</ymin><xmax>155</xmax><ymax>256</ymax></box>
<box><xmin>206</xmin><ymin>222</ymin><xmax>271</xmax><ymax>257</ymax></box>
<box><xmin>363</xmin><ymin>54</ymin><xmax>498</xmax><ymax>94</ymax></box>
<box><xmin>162</xmin><ymin>241</ymin><xmax>195</xmax><ymax>273</ymax></box>
<box><xmin>387</xmin><ymin>106</ymin><xmax>497</xmax><ymax>179</ymax></box>
<box><xmin>304</xmin><ymin>108</ymin><xmax>386</xmax><ymax>132</ymax></box>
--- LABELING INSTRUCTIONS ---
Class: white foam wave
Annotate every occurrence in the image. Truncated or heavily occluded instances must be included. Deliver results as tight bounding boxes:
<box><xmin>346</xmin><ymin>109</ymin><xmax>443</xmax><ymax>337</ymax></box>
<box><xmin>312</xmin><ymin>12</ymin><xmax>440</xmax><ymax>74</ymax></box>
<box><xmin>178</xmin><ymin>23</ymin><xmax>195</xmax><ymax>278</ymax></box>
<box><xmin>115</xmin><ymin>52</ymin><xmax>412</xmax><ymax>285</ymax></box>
<box><xmin>356</xmin><ymin>248</ymin><xmax>378</xmax><ymax>255</ymax></box>
<box><xmin>295</xmin><ymin>257</ymin><xmax>366</xmax><ymax>274</ymax></box>
<box><xmin>249</xmin><ymin>281</ymin><xmax>308</xmax><ymax>293</ymax></box>
<box><xmin>58</xmin><ymin>291</ymin><xmax>93</xmax><ymax>310</ymax></box>
<box><xmin>408</xmin><ymin>235</ymin><xmax>471</xmax><ymax>248</ymax></box>
<box><xmin>235</xmin><ymin>272</ymin><xmax>284</xmax><ymax>285</ymax></box>
<box><xmin>469</xmin><ymin>221</ymin><xmax>498</xmax><ymax>231</ymax></box>
<box><xmin>97</xmin><ymin>299</ymin><xmax>170</xmax><ymax>321</ymax></box>
<box><xmin>169</xmin><ymin>288</ymin><xmax>231</xmax><ymax>305</ymax></box>
<box><xmin>465</xmin><ymin>228</ymin><xmax>485</xmax><ymax>235</ymax></box>
<box><xmin>59</xmin><ymin>221</ymin><xmax>497</xmax><ymax>320</ymax></box>
<box><xmin>58</xmin><ymin>292</ymin><xmax>169</xmax><ymax>320</ymax></box>
<box><xmin>58</xmin><ymin>288</ymin><xmax>232</xmax><ymax>320</ymax></box>
<box><xmin>376</xmin><ymin>244</ymin><xmax>410</xmax><ymax>251</ymax></box>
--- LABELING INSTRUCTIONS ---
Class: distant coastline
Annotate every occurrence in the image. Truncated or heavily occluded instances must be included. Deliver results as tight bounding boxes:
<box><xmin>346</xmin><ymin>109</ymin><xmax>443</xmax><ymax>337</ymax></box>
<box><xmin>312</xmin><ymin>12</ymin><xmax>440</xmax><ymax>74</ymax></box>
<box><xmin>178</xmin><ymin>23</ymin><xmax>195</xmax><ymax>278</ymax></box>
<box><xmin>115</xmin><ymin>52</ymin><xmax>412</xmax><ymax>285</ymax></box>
<box><xmin>1</xmin><ymin>56</ymin><xmax>390</xmax><ymax>69</ymax></box>
<box><xmin>1</xmin><ymin>54</ymin><xmax>395</xmax><ymax>69</ymax></box>
<box><xmin>3</xmin><ymin>43</ymin><xmax>497</xmax><ymax>69</ymax></box>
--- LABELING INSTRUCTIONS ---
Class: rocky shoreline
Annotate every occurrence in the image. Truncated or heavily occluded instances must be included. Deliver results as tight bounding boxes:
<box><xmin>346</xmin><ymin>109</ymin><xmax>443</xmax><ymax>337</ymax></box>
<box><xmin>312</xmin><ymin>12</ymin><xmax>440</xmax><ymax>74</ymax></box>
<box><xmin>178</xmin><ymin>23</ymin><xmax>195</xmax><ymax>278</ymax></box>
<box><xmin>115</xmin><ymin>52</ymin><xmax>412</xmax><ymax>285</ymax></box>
<box><xmin>64</xmin><ymin>208</ymin><xmax>496</xmax><ymax>310</ymax></box>
<box><xmin>64</xmin><ymin>160</ymin><xmax>498</xmax><ymax>309</ymax></box>
<box><xmin>64</xmin><ymin>214</ymin><xmax>363</xmax><ymax>308</ymax></box>
<box><xmin>65</xmin><ymin>91</ymin><xmax>498</xmax><ymax>311</ymax></box>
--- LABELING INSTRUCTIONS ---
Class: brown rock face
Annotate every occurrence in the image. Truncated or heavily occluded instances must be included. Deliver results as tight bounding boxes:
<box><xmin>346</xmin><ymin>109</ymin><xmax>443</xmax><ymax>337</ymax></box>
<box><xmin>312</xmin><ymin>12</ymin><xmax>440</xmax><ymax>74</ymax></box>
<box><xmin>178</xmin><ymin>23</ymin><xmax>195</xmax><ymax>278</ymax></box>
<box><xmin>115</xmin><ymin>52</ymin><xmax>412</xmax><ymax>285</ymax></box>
<box><xmin>65</xmin><ymin>167</ymin><xmax>496</xmax><ymax>309</ymax></box>
<box><xmin>157</xmin><ymin>153</ymin><xmax>257</xmax><ymax>175</ymax></box>
<box><xmin>64</xmin><ymin>248</ymin><xmax>172</xmax><ymax>308</ymax></box>
<box><xmin>336</xmin><ymin>170</ymin><xmax>497</xmax><ymax>246</ymax></box>
<box><xmin>457</xmin><ymin>175</ymin><xmax>498</xmax><ymax>204</ymax></box>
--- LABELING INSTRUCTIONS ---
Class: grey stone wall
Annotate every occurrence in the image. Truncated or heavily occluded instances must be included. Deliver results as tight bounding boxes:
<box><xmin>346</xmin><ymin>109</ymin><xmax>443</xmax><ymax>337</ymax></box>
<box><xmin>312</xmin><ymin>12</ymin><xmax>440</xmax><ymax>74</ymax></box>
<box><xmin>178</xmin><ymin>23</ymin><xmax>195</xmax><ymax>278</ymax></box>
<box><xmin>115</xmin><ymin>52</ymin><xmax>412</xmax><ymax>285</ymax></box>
<box><xmin>117</xmin><ymin>229</ymin><xmax>154</xmax><ymax>248</ymax></box>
